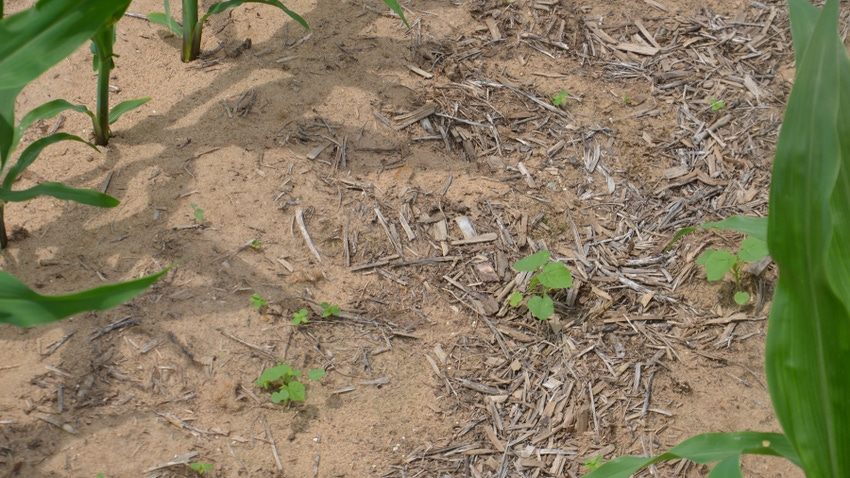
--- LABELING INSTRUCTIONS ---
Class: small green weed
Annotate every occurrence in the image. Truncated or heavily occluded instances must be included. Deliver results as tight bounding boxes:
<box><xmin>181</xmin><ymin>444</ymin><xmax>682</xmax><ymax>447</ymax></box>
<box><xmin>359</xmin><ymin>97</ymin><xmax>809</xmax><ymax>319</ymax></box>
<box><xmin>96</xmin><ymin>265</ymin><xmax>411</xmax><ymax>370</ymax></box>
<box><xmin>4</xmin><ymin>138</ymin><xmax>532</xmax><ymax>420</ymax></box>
<box><xmin>696</xmin><ymin>236</ymin><xmax>768</xmax><ymax>305</ymax></box>
<box><xmin>250</xmin><ymin>239</ymin><xmax>262</xmax><ymax>250</ymax></box>
<box><xmin>552</xmin><ymin>90</ymin><xmax>569</xmax><ymax>107</ymax></box>
<box><xmin>292</xmin><ymin>308</ymin><xmax>309</xmax><ymax>325</ymax></box>
<box><xmin>189</xmin><ymin>462</ymin><xmax>213</xmax><ymax>475</ymax></box>
<box><xmin>708</xmin><ymin>98</ymin><xmax>726</xmax><ymax>111</ymax></box>
<box><xmin>190</xmin><ymin>203</ymin><xmax>205</xmax><ymax>222</ymax></box>
<box><xmin>251</xmin><ymin>293</ymin><xmax>267</xmax><ymax>309</ymax></box>
<box><xmin>320</xmin><ymin>302</ymin><xmax>340</xmax><ymax>318</ymax></box>
<box><xmin>509</xmin><ymin>250</ymin><xmax>573</xmax><ymax>320</ymax></box>
<box><xmin>582</xmin><ymin>455</ymin><xmax>605</xmax><ymax>471</ymax></box>
<box><xmin>623</xmin><ymin>94</ymin><xmax>632</xmax><ymax>105</ymax></box>
<box><xmin>255</xmin><ymin>362</ymin><xmax>326</xmax><ymax>404</ymax></box>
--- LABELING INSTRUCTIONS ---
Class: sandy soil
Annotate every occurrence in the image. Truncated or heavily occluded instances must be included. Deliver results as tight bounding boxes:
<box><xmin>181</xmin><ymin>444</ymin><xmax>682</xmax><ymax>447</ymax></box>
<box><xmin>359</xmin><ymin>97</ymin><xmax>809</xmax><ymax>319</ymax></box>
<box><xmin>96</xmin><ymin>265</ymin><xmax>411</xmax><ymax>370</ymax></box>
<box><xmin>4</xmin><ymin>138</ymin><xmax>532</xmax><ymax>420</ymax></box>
<box><xmin>0</xmin><ymin>0</ymin><xmax>805</xmax><ymax>476</ymax></box>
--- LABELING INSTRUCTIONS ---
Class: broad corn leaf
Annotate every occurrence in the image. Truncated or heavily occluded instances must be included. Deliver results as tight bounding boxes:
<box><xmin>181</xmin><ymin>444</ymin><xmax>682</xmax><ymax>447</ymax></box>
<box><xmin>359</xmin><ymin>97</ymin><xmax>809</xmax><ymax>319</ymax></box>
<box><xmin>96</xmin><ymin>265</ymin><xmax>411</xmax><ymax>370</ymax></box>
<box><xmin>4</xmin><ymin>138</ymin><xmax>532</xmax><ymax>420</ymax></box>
<box><xmin>108</xmin><ymin>98</ymin><xmax>151</xmax><ymax>125</ymax></box>
<box><xmin>584</xmin><ymin>432</ymin><xmax>798</xmax><ymax>478</ymax></box>
<box><xmin>2</xmin><ymin>133</ymin><xmax>96</xmax><ymax>189</ymax></box>
<box><xmin>0</xmin><ymin>268</ymin><xmax>168</xmax><ymax>327</ymax></box>
<box><xmin>204</xmin><ymin>1</ymin><xmax>309</xmax><ymax>30</ymax></box>
<box><xmin>766</xmin><ymin>1</ymin><xmax>850</xmax><ymax>477</ymax></box>
<box><xmin>0</xmin><ymin>182</ymin><xmax>119</xmax><ymax>207</ymax></box>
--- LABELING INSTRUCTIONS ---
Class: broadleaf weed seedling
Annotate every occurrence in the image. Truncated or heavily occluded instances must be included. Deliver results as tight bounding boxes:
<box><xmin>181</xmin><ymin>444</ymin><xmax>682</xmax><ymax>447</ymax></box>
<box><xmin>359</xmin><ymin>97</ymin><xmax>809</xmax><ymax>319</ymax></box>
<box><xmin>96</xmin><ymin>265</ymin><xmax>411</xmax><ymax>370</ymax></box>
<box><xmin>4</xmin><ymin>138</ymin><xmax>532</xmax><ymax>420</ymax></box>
<box><xmin>582</xmin><ymin>455</ymin><xmax>605</xmax><ymax>471</ymax></box>
<box><xmin>190</xmin><ymin>203</ymin><xmax>205</xmax><ymax>223</ymax></box>
<box><xmin>509</xmin><ymin>250</ymin><xmax>573</xmax><ymax>320</ymax></box>
<box><xmin>250</xmin><ymin>239</ymin><xmax>262</xmax><ymax>250</ymax></box>
<box><xmin>251</xmin><ymin>293</ymin><xmax>267</xmax><ymax>309</ymax></box>
<box><xmin>292</xmin><ymin>308</ymin><xmax>309</xmax><ymax>325</ymax></box>
<box><xmin>189</xmin><ymin>462</ymin><xmax>212</xmax><ymax>475</ymax></box>
<box><xmin>695</xmin><ymin>236</ymin><xmax>768</xmax><ymax>305</ymax></box>
<box><xmin>255</xmin><ymin>362</ymin><xmax>326</xmax><ymax>404</ymax></box>
<box><xmin>320</xmin><ymin>302</ymin><xmax>340</xmax><ymax>318</ymax></box>
<box><xmin>708</xmin><ymin>98</ymin><xmax>726</xmax><ymax>111</ymax></box>
<box><xmin>552</xmin><ymin>90</ymin><xmax>569</xmax><ymax>107</ymax></box>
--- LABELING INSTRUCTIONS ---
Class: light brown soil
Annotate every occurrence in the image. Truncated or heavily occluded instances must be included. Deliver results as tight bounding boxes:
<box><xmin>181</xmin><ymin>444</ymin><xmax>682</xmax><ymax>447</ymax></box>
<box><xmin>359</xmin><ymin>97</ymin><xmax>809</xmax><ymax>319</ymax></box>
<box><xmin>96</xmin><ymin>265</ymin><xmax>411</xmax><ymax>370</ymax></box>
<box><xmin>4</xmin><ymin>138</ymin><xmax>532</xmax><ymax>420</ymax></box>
<box><xmin>0</xmin><ymin>0</ymin><xmax>805</xmax><ymax>477</ymax></box>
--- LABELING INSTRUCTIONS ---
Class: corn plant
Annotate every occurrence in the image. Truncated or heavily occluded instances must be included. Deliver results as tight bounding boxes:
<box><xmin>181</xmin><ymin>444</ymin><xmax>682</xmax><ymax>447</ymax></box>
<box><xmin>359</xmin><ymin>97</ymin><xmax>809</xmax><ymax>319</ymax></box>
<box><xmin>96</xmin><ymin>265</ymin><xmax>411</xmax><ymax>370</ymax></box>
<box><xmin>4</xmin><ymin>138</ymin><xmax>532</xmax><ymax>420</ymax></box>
<box><xmin>0</xmin><ymin>0</ymin><xmax>166</xmax><ymax>326</ymax></box>
<box><xmin>586</xmin><ymin>0</ymin><xmax>850</xmax><ymax>476</ymax></box>
<box><xmin>149</xmin><ymin>0</ymin><xmax>408</xmax><ymax>63</ymax></box>
<box><xmin>88</xmin><ymin>21</ymin><xmax>151</xmax><ymax>145</ymax></box>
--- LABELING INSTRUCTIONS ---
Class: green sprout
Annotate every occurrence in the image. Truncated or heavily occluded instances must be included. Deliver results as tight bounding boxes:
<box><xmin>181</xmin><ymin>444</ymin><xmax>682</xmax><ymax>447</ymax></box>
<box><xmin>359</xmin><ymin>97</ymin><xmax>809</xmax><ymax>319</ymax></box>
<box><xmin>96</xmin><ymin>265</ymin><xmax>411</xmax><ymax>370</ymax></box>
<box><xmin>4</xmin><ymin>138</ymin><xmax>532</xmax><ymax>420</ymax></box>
<box><xmin>250</xmin><ymin>239</ymin><xmax>262</xmax><ymax>250</ymax></box>
<box><xmin>320</xmin><ymin>302</ymin><xmax>340</xmax><ymax>318</ymax></box>
<box><xmin>582</xmin><ymin>455</ymin><xmax>605</xmax><ymax>471</ymax></box>
<box><xmin>190</xmin><ymin>203</ymin><xmax>205</xmax><ymax>223</ymax></box>
<box><xmin>552</xmin><ymin>90</ymin><xmax>569</xmax><ymax>107</ymax></box>
<box><xmin>251</xmin><ymin>293</ymin><xmax>267</xmax><ymax>309</ymax></box>
<box><xmin>623</xmin><ymin>94</ymin><xmax>632</xmax><ymax>105</ymax></box>
<box><xmin>255</xmin><ymin>362</ymin><xmax>326</xmax><ymax>404</ymax></box>
<box><xmin>292</xmin><ymin>308</ymin><xmax>309</xmax><ymax>325</ymax></box>
<box><xmin>709</xmin><ymin>98</ymin><xmax>726</xmax><ymax>111</ymax></box>
<box><xmin>509</xmin><ymin>250</ymin><xmax>573</xmax><ymax>320</ymax></box>
<box><xmin>189</xmin><ymin>462</ymin><xmax>213</xmax><ymax>475</ymax></box>
<box><xmin>695</xmin><ymin>236</ymin><xmax>768</xmax><ymax>305</ymax></box>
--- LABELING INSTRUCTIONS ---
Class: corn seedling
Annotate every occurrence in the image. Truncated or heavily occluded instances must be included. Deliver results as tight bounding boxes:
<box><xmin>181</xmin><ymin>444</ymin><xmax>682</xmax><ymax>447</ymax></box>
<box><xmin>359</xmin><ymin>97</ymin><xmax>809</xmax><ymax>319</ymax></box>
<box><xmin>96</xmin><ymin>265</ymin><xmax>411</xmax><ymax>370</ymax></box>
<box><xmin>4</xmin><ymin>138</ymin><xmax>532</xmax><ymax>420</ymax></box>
<box><xmin>255</xmin><ymin>362</ymin><xmax>325</xmax><ymax>404</ymax></box>
<box><xmin>552</xmin><ymin>90</ymin><xmax>569</xmax><ymax>107</ymax></box>
<box><xmin>88</xmin><ymin>21</ymin><xmax>150</xmax><ymax>145</ymax></box>
<box><xmin>189</xmin><ymin>462</ymin><xmax>212</xmax><ymax>475</ymax></box>
<box><xmin>586</xmin><ymin>1</ymin><xmax>850</xmax><ymax>476</ymax></box>
<box><xmin>250</xmin><ymin>293</ymin><xmax>267</xmax><ymax>309</ymax></box>
<box><xmin>292</xmin><ymin>308</ymin><xmax>309</xmax><ymax>325</ymax></box>
<box><xmin>320</xmin><ymin>302</ymin><xmax>340</xmax><ymax>318</ymax></box>
<box><xmin>509</xmin><ymin>250</ymin><xmax>573</xmax><ymax>320</ymax></box>
<box><xmin>149</xmin><ymin>0</ymin><xmax>408</xmax><ymax>63</ymax></box>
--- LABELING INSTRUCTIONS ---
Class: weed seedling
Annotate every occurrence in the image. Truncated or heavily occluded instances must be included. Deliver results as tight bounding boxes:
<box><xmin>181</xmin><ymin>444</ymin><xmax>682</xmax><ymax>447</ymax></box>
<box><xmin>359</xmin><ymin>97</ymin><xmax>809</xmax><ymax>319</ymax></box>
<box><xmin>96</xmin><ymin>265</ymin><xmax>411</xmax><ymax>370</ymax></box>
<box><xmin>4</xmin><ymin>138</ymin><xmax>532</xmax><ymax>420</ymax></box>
<box><xmin>582</xmin><ymin>455</ymin><xmax>604</xmax><ymax>471</ymax></box>
<box><xmin>190</xmin><ymin>203</ymin><xmax>205</xmax><ymax>223</ymax></box>
<box><xmin>552</xmin><ymin>90</ymin><xmax>569</xmax><ymax>107</ymax></box>
<box><xmin>509</xmin><ymin>250</ymin><xmax>573</xmax><ymax>320</ymax></box>
<box><xmin>251</xmin><ymin>294</ymin><xmax>267</xmax><ymax>309</ymax></box>
<box><xmin>250</xmin><ymin>239</ymin><xmax>262</xmax><ymax>250</ymax></box>
<box><xmin>292</xmin><ymin>308</ymin><xmax>309</xmax><ymax>325</ymax></box>
<box><xmin>696</xmin><ymin>236</ymin><xmax>767</xmax><ymax>305</ymax></box>
<box><xmin>623</xmin><ymin>94</ymin><xmax>632</xmax><ymax>105</ymax></box>
<box><xmin>255</xmin><ymin>362</ymin><xmax>326</xmax><ymax>404</ymax></box>
<box><xmin>189</xmin><ymin>462</ymin><xmax>212</xmax><ymax>475</ymax></box>
<box><xmin>708</xmin><ymin>98</ymin><xmax>726</xmax><ymax>111</ymax></box>
<box><xmin>320</xmin><ymin>302</ymin><xmax>340</xmax><ymax>318</ymax></box>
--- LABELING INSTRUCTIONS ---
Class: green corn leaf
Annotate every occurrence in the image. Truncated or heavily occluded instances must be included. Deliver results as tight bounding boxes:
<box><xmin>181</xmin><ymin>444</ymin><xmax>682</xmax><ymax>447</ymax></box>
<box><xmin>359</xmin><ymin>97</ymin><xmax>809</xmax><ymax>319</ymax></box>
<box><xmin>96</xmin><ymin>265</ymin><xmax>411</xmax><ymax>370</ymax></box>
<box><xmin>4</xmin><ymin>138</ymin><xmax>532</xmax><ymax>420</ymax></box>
<box><xmin>706</xmin><ymin>456</ymin><xmax>742</xmax><ymax>478</ymax></box>
<box><xmin>537</xmin><ymin>261</ymin><xmax>573</xmax><ymax>289</ymax></box>
<box><xmin>148</xmin><ymin>0</ymin><xmax>182</xmax><ymax>36</ymax></box>
<box><xmin>583</xmin><ymin>432</ymin><xmax>799</xmax><ymax>478</ymax></box>
<box><xmin>0</xmin><ymin>267</ymin><xmax>168</xmax><ymax>327</ymax></box>
<box><xmin>766</xmin><ymin>1</ymin><xmax>850</xmax><ymax>476</ymax></box>
<box><xmin>13</xmin><ymin>100</ymin><xmax>93</xmax><ymax>155</ymax></box>
<box><xmin>108</xmin><ymin>98</ymin><xmax>151</xmax><ymax>125</ymax></box>
<box><xmin>0</xmin><ymin>182</ymin><xmax>119</xmax><ymax>207</ymax></box>
<box><xmin>513</xmin><ymin>250</ymin><xmax>549</xmax><ymax>271</ymax></box>
<box><xmin>287</xmin><ymin>380</ymin><xmax>306</xmax><ymax>401</ymax></box>
<box><xmin>2</xmin><ymin>133</ymin><xmax>96</xmax><ymax>189</ymax></box>
<box><xmin>737</xmin><ymin>236</ymin><xmax>769</xmax><ymax>263</ymax></box>
<box><xmin>0</xmin><ymin>0</ymin><xmax>131</xmax><ymax>163</ymax></box>
<box><xmin>203</xmin><ymin>0</ymin><xmax>309</xmax><ymax>30</ymax></box>
<box><xmin>666</xmin><ymin>216</ymin><xmax>768</xmax><ymax>252</ymax></box>
<box><xmin>378</xmin><ymin>0</ymin><xmax>409</xmax><ymax>27</ymax></box>
<box><xmin>695</xmin><ymin>249</ymin><xmax>737</xmax><ymax>281</ymax></box>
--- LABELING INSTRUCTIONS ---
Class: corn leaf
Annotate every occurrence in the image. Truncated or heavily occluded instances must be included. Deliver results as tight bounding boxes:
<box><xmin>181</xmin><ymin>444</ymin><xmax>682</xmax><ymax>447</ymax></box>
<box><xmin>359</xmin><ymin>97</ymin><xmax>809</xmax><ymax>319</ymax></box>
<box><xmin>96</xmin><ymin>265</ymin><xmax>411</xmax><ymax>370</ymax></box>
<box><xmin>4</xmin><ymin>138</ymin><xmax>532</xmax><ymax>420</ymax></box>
<box><xmin>108</xmin><ymin>98</ymin><xmax>151</xmax><ymax>125</ymax></box>
<box><xmin>583</xmin><ymin>432</ymin><xmax>799</xmax><ymax>478</ymax></box>
<box><xmin>147</xmin><ymin>0</ymin><xmax>182</xmax><ymax>36</ymax></box>
<box><xmin>204</xmin><ymin>0</ymin><xmax>309</xmax><ymax>30</ymax></box>
<box><xmin>2</xmin><ymin>133</ymin><xmax>96</xmax><ymax>189</ymax></box>
<box><xmin>0</xmin><ymin>182</ymin><xmax>119</xmax><ymax>207</ymax></box>
<box><xmin>0</xmin><ymin>267</ymin><xmax>168</xmax><ymax>327</ymax></box>
<box><xmin>13</xmin><ymin>100</ymin><xmax>93</xmax><ymax>155</ymax></box>
<box><xmin>665</xmin><ymin>215</ymin><xmax>767</xmax><ymax>251</ymax></box>
<box><xmin>0</xmin><ymin>0</ymin><xmax>130</xmax><ymax>163</ymax></box>
<box><xmin>766</xmin><ymin>1</ymin><xmax>850</xmax><ymax>476</ymax></box>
